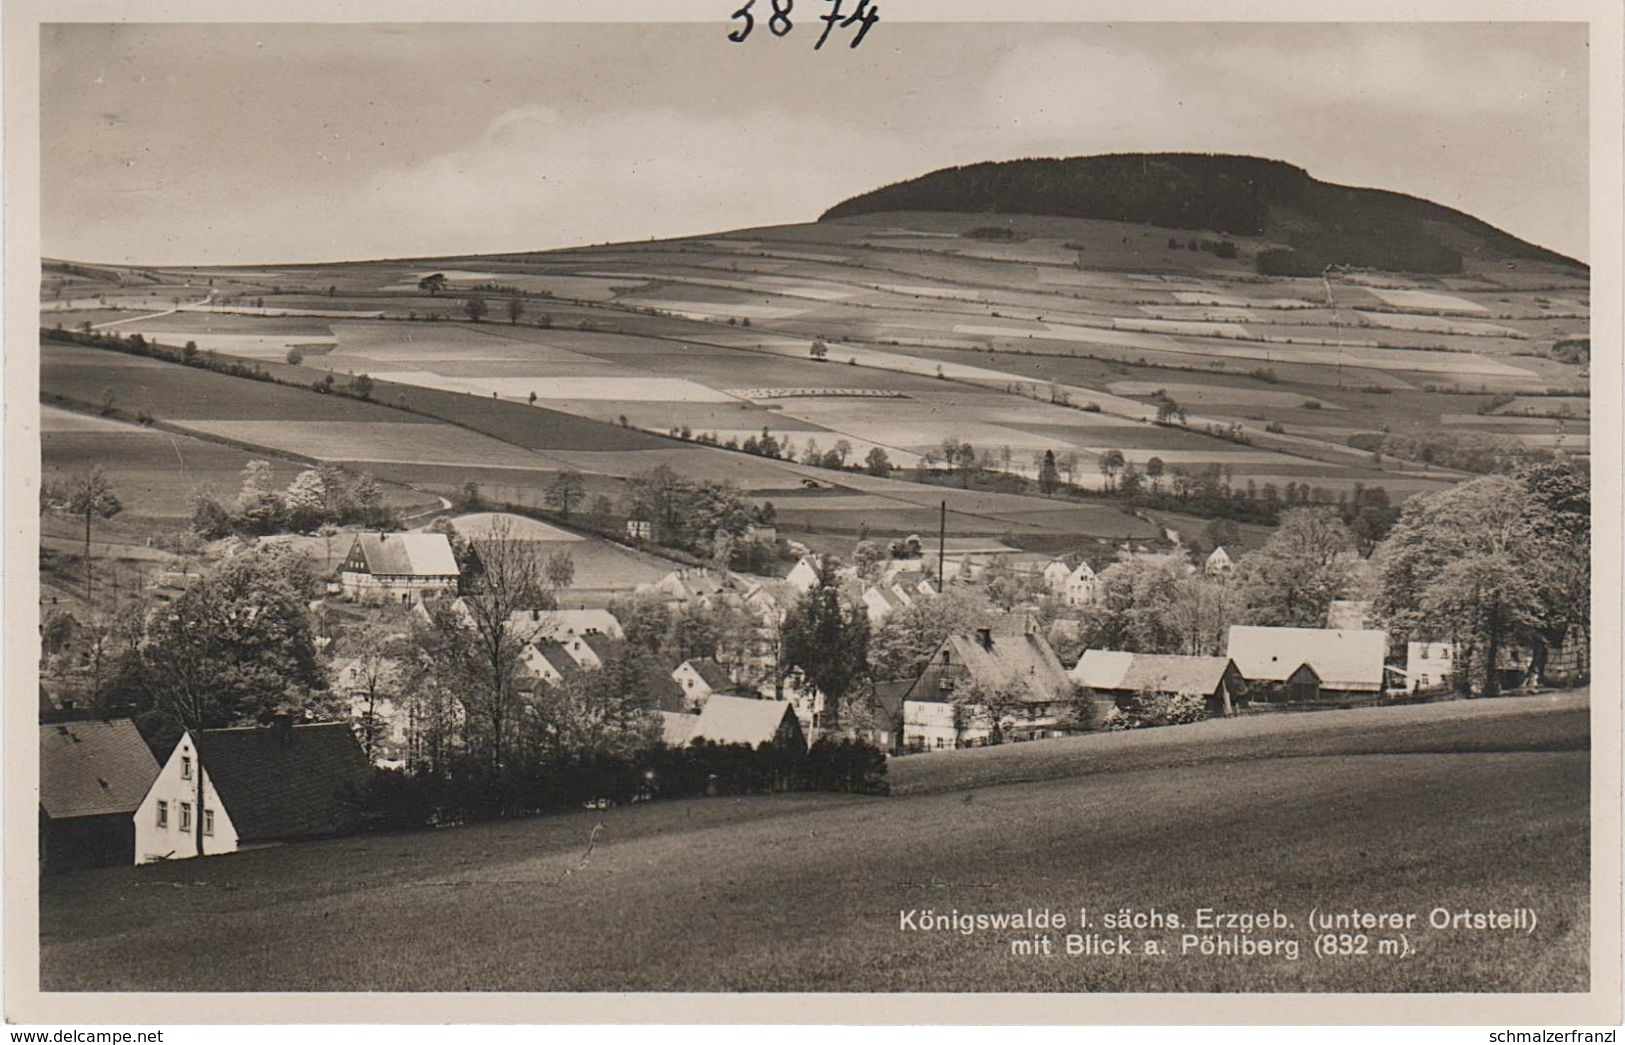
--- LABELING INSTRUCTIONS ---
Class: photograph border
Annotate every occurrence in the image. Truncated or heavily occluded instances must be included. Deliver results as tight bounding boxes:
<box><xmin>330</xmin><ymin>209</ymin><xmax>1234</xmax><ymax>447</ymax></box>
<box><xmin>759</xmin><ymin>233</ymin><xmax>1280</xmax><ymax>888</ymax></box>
<box><xmin>5</xmin><ymin>0</ymin><xmax>1620</xmax><ymax>1026</ymax></box>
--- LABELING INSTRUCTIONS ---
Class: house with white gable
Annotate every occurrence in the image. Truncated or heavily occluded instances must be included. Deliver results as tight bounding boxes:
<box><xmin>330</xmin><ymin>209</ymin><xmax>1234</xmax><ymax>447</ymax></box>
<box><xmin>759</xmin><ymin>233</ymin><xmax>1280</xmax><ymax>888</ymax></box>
<box><xmin>339</xmin><ymin>532</ymin><xmax>461</xmax><ymax>605</ymax></box>
<box><xmin>637</xmin><ymin>568</ymin><xmax>735</xmax><ymax>609</ymax></box>
<box><xmin>672</xmin><ymin>657</ymin><xmax>737</xmax><ymax>711</ymax></box>
<box><xmin>135</xmin><ymin>719</ymin><xmax>370</xmax><ymax>863</ymax></box>
<box><xmin>900</xmin><ymin>618</ymin><xmax>1077</xmax><ymax>751</ymax></box>
<box><xmin>861</xmin><ymin>582</ymin><xmax>916</xmax><ymax>625</ymax></box>
<box><xmin>1405</xmin><ymin>640</ymin><xmax>1456</xmax><ymax>692</ymax></box>
<box><xmin>1205</xmin><ymin>546</ymin><xmax>1236</xmax><ymax>578</ymax></box>
<box><xmin>1063</xmin><ymin>561</ymin><xmax>1098</xmax><ymax>607</ymax></box>
<box><xmin>520</xmin><ymin>640</ymin><xmax>588</xmax><ymax>687</ymax></box>
<box><xmin>1042</xmin><ymin>559</ymin><xmax>1074</xmax><ymax>594</ymax></box>
<box><xmin>785</xmin><ymin>555</ymin><xmax>824</xmax><ymax>594</ymax></box>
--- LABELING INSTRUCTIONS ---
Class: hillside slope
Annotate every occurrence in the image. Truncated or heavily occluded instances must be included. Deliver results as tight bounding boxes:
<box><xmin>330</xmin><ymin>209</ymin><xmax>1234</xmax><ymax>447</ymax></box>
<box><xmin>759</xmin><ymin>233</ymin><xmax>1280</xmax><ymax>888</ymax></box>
<box><xmin>821</xmin><ymin>153</ymin><xmax>1584</xmax><ymax>274</ymax></box>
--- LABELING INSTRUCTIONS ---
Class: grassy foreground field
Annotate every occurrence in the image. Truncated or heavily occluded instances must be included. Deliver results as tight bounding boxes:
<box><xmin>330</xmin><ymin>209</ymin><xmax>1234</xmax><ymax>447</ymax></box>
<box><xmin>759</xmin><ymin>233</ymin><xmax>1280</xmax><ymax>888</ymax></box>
<box><xmin>41</xmin><ymin>692</ymin><xmax>1588</xmax><ymax>993</ymax></box>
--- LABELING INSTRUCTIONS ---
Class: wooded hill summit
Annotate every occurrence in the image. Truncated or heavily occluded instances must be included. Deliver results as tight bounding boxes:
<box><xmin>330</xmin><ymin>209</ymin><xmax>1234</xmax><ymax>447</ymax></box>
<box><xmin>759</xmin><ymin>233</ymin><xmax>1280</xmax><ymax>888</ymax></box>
<box><xmin>820</xmin><ymin>153</ymin><xmax>1585</xmax><ymax>275</ymax></box>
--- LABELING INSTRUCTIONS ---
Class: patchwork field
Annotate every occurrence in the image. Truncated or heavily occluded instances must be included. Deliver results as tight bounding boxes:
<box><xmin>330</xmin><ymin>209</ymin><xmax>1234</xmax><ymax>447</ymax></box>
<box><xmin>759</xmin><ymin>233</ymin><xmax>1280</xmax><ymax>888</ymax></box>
<box><xmin>42</xmin><ymin>207</ymin><xmax>1586</xmax><ymax>552</ymax></box>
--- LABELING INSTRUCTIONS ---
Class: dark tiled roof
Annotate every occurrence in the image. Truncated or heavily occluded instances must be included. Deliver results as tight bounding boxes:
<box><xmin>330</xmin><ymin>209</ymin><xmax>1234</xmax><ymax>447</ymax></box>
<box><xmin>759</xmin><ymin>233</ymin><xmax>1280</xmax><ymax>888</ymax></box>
<box><xmin>687</xmin><ymin>657</ymin><xmax>734</xmax><ymax>691</ymax></box>
<box><xmin>195</xmin><ymin>722</ymin><xmax>370</xmax><ymax>843</ymax></box>
<box><xmin>533</xmin><ymin>641</ymin><xmax>586</xmax><ymax>680</ymax></box>
<box><xmin>870</xmin><ymin>680</ymin><xmax>914</xmax><ymax>720</ymax></box>
<box><xmin>40</xmin><ymin>719</ymin><xmax>160</xmax><ymax>820</ymax></box>
<box><xmin>647</xmin><ymin>674</ymin><xmax>687</xmax><ymax>712</ymax></box>
<box><xmin>581</xmin><ymin>633</ymin><xmax>618</xmax><ymax>663</ymax></box>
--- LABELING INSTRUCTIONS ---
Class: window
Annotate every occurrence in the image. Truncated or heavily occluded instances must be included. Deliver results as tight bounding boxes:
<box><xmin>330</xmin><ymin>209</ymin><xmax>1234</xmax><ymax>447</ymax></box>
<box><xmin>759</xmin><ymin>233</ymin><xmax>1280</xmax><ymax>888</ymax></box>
<box><xmin>1419</xmin><ymin>647</ymin><xmax>1428</xmax><ymax>660</ymax></box>
<box><xmin>179</xmin><ymin>802</ymin><xmax>192</xmax><ymax>831</ymax></box>
<box><xmin>156</xmin><ymin>801</ymin><xmax>168</xmax><ymax>828</ymax></box>
<box><xmin>203</xmin><ymin>809</ymin><xmax>215</xmax><ymax>837</ymax></box>
<box><xmin>181</xmin><ymin>755</ymin><xmax>192</xmax><ymax>780</ymax></box>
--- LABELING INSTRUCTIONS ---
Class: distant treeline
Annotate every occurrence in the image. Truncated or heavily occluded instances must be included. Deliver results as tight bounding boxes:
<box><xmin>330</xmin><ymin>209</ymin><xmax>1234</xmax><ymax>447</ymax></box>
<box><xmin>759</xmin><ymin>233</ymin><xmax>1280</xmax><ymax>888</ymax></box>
<box><xmin>821</xmin><ymin>153</ymin><xmax>1584</xmax><ymax>275</ymax></box>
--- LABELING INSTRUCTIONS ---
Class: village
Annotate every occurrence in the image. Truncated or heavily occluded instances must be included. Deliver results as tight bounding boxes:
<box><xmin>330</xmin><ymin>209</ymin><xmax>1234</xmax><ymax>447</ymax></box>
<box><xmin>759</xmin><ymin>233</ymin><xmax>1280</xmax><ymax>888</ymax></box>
<box><xmin>38</xmin><ymin>451</ymin><xmax>1589</xmax><ymax>873</ymax></box>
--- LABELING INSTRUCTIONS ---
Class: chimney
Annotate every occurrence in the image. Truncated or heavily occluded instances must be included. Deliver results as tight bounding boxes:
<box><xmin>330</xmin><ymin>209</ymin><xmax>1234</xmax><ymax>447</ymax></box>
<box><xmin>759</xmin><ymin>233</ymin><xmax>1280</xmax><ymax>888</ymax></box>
<box><xmin>531</xmin><ymin>608</ymin><xmax>540</xmax><ymax>622</ymax></box>
<box><xmin>976</xmin><ymin>627</ymin><xmax>993</xmax><ymax>651</ymax></box>
<box><xmin>271</xmin><ymin>711</ymin><xmax>296</xmax><ymax>747</ymax></box>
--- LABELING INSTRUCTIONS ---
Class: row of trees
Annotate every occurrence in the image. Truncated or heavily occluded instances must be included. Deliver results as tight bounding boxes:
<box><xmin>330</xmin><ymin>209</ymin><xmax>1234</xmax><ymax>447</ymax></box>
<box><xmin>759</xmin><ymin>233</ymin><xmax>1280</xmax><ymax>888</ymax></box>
<box><xmin>190</xmin><ymin>460</ymin><xmax>393</xmax><ymax>538</ymax></box>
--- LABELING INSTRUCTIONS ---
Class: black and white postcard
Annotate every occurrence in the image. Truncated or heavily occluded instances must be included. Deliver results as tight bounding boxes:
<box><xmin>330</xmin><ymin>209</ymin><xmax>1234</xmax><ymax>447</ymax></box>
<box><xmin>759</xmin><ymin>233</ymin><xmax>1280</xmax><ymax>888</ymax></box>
<box><xmin>6</xmin><ymin>0</ymin><xmax>1620</xmax><ymax>1029</ymax></box>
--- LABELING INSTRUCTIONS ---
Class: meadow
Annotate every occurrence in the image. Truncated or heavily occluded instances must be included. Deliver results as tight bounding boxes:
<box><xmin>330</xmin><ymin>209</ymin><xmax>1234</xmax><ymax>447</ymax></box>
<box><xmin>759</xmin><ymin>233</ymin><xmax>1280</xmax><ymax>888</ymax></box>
<box><xmin>39</xmin><ymin>692</ymin><xmax>1588</xmax><ymax>993</ymax></box>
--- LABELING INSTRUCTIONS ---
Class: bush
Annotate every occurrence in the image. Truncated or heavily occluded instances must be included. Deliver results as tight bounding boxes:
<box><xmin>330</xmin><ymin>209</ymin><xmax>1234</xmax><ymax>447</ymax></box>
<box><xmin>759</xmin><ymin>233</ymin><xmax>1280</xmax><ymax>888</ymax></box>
<box><xmin>1255</xmin><ymin>247</ymin><xmax>1323</xmax><ymax>277</ymax></box>
<box><xmin>361</xmin><ymin>735</ymin><xmax>890</xmax><ymax>830</ymax></box>
<box><xmin>1114</xmin><ymin>692</ymin><xmax>1208</xmax><ymax>729</ymax></box>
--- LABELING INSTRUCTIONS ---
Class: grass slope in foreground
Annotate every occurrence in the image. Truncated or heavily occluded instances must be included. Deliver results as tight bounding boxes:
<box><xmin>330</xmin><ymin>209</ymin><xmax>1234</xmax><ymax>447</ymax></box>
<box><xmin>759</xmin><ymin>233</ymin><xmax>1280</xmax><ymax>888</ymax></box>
<box><xmin>41</xmin><ymin>692</ymin><xmax>1587</xmax><ymax>993</ymax></box>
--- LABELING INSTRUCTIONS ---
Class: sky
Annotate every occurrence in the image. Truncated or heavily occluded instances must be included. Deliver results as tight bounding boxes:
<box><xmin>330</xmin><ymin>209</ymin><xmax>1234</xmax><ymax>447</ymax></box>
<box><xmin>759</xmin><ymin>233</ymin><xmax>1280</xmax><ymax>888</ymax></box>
<box><xmin>40</xmin><ymin>21</ymin><xmax>1590</xmax><ymax>266</ymax></box>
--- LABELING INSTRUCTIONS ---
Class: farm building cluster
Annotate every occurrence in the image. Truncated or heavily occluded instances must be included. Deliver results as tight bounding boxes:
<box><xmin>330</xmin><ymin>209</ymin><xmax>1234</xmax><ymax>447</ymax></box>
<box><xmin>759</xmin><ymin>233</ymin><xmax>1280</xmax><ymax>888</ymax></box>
<box><xmin>40</xmin><ymin>501</ymin><xmax>1585</xmax><ymax>872</ymax></box>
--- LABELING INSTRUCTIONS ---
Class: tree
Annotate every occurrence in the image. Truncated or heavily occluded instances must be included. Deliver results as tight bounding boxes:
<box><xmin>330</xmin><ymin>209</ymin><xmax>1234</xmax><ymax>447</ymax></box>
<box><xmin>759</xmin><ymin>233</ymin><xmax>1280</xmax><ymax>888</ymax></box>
<box><xmin>285</xmin><ymin>347</ymin><xmax>304</xmax><ymax>365</ymax></box>
<box><xmin>1038</xmin><ymin>450</ymin><xmax>1060</xmax><ymax>495</ymax></box>
<box><xmin>1514</xmin><ymin>460</ymin><xmax>1590</xmax><ymax>680</ymax></box>
<box><xmin>457</xmin><ymin>480</ymin><xmax>484</xmax><ymax>512</ymax></box>
<box><xmin>1419</xmin><ymin>553</ymin><xmax>1541</xmax><ymax>697</ymax></box>
<box><xmin>527</xmin><ymin>652</ymin><xmax>661</xmax><ymax>762</ymax></box>
<box><xmin>869</xmin><ymin>587</ymin><xmax>992</xmax><ymax>682</ymax></box>
<box><xmin>1203</xmin><ymin>517</ymin><xmax>1241</xmax><ymax>552</ymax></box>
<box><xmin>1156</xmin><ymin>398</ymin><xmax>1180</xmax><ymax>425</ymax></box>
<box><xmin>65</xmin><ymin>466</ymin><xmax>122</xmax><ymax>600</ymax></box>
<box><xmin>1146</xmin><ymin>456</ymin><xmax>1165</xmax><ymax>492</ymax></box>
<box><xmin>956</xmin><ymin>668</ymin><xmax>1029</xmax><ymax>745</ymax></box>
<box><xmin>337</xmin><ymin>613</ymin><xmax>411</xmax><ymax>763</ymax></box>
<box><xmin>1234</xmin><ymin>507</ymin><xmax>1355</xmax><ymax>628</ymax></box>
<box><xmin>351</xmin><ymin>472</ymin><xmax>386</xmax><ymax>526</ymax></box>
<box><xmin>781</xmin><ymin>560</ymin><xmax>870</xmax><ymax>731</ymax></box>
<box><xmin>1059</xmin><ymin>451</ymin><xmax>1079</xmax><ymax>487</ymax></box>
<box><xmin>1081</xmin><ymin>554</ymin><xmax>1190</xmax><ymax>654</ymax></box>
<box><xmin>834</xmin><ymin>439</ymin><xmax>853</xmax><ymax>466</ymax></box>
<box><xmin>543</xmin><ymin>548</ymin><xmax>576</xmax><ymax>593</ymax></box>
<box><xmin>137</xmin><ymin>545</ymin><xmax>326</xmax><ymax>760</ymax></box>
<box><xmin>284</xmin><ymin>470</ymin><xmax>328</xmax><ymax>533</ymax></box>
<box><xmin>189</xmin><ymin>487</ymin><xmax>232</xmax><ymax>539</ymax></box>
<box><xmin>1098</xmin><ymin>450</ymin><xmax>1125</xmax><ymax>491</ymax></box>
<box><xmin>954</xmin><ymin>443</ymin><xmax>977</xmax><ymax>486</ymax></box>
<box><xmin>864</xmin><ymin>447</ymin><xmax>892</xmax><ymax>478</ymax></box>
<box><xmin>1374</xmin><ymin>473</ymin><xmax>1568</xmax><ymax>693</ymax></box>
<box><xmin>463</xmin><ymin>295</ymin><xmax>488</xmax><ymax>322</ymax></box>
<box><xmin>545</xmin><ymin>469</ymin><xmax>586</xmax><ymax>518</ymax></box>
<box><xmin>852</xmin><ymin>539</ymin><xmax>885</xmax><ymax>580</ymax></box>
<box><xmin>506</xmin><ymin>297</ymin><xmax>525</xmax><ymax>325</ymax></box>
<box><xmin>418</xmin><ymin>517</ymin><xmax>550</xmax><ymax>775</ymax></box>
<box><xmin>810</xmin><ymin>341</ymin><xmax>829</xmax><ymax>361</ymax></box>
<box><xmin>419</xmin><ymin>273</ymin><xmax>447</xmax><ymax>296</ymax></box>
<box><xmin>350</xmin><ymin>373</ymin><xmax>374</xmax><ymax>400</ymax></box>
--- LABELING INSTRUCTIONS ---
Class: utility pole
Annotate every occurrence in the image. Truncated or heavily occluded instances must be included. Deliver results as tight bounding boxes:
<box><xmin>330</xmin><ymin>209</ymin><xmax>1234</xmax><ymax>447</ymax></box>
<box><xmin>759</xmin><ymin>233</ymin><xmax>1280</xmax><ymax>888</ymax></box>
<box><xmin>938</xmin><ymin>500</ymin><xmax>947</xmax><ymax>586</ymax></box>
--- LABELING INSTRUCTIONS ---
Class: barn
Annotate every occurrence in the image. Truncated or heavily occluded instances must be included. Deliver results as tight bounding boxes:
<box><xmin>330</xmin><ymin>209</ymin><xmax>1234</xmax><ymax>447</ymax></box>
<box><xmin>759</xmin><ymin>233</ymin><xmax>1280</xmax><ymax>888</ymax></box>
<box><xmin>40</xmin><ymin>719</ymin><xmax>160</xmax><ymax>873</ymax></box>
<box><xmin>1072</xmin><ymin>651</ymin><xmax>1247</xmax><ymax>717</ymax></box>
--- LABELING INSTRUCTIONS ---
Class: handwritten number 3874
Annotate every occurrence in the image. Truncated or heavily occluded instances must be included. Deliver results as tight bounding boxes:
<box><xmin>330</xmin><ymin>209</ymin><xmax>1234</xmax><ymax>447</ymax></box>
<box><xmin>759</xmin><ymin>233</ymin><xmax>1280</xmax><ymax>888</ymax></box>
<box><xmin>729</xmin><ymin>0</ymin><xmax>879</xmax><ymax>49</ymax></box>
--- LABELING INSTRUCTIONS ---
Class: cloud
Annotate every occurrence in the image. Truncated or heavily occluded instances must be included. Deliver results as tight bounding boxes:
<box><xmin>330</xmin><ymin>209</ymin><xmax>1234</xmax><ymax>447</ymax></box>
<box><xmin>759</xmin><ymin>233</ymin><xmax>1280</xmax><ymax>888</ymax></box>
<box><xmin>358</xmin><ymin>102</ymin><xmax>967</xmax><ymax>255</ymax></box>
